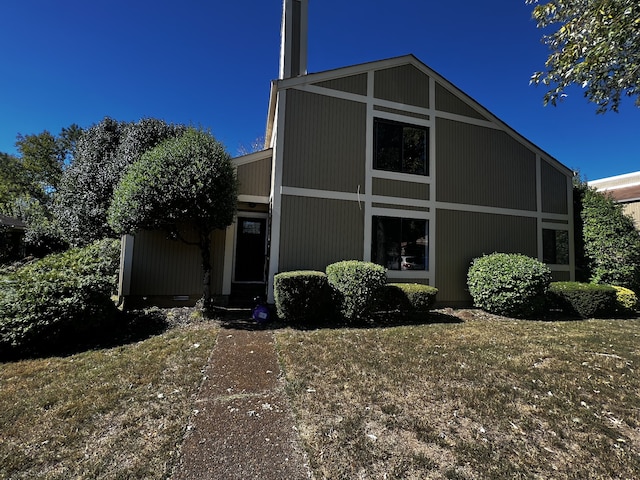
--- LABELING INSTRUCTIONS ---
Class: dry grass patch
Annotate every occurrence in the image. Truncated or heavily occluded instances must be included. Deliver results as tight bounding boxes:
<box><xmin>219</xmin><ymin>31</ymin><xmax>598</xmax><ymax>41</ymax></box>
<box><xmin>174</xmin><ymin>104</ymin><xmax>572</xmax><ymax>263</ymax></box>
<box><xmin>0</xmin><ymin>319</ymin><xmax>218</xmax><ymax>480</ymax></box>
<box><xmin>276</xmin><ymin>310</ymin><xmax>640</xmax><ymax>479</ymax></box>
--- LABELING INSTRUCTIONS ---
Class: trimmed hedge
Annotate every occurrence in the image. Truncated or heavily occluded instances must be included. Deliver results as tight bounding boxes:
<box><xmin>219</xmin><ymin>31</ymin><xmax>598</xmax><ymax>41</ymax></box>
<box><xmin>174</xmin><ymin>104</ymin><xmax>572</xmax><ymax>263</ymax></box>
<box><xmin>326</xmin><ymin>260</ymin><xmax>386</xmax><ymax>322</ymax></box>
<box><xmin>548</xmin><ymin>282</ymin><xmax>617</xmax><ymax>318</ymax></box>
<box><xmin>0</xmin><ymin>238</ymin><xmax>121</xmax><ymax>356</ymax></box>
<box><xmin>381</xmin><ymin>283</ymin><xmax>438</xmax><ymax>313</ymax></box>
<box><xmin>274</xmin><ymin>270</ymin><xmax>332</xmax><ymax>324</ymax></box>
<box><xmin>467</xmin><ymin>253</ymin><xmax>551</xmax><ymax>318</ymax></box>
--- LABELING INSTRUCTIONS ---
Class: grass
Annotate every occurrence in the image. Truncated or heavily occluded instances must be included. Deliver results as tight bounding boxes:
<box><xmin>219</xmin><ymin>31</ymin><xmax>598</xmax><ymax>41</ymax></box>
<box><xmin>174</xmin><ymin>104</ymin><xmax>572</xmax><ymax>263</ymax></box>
<box><xmin>276</xmin><ymin>310</ymin><xmax>640</xmax><ymax>479</ymax></box>
<box><xmin>0</xmin><ymin>318</ymin><xmax>218</xmax><ymax>480</ymax></box>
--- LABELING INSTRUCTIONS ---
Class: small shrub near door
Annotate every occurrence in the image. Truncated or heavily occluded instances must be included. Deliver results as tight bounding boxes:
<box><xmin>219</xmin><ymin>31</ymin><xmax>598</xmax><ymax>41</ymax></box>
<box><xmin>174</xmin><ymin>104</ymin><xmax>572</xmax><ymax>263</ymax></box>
<box><xmin>549</xmin><ymin>282</ymin><xmax>617</xmax><ymax>318</ymax></box>
<box><xmin>467</xmin><ymin>253</ymin><xmax>551</xmax><ymax>318</ymax></box>
<box><xmin>0</xmin><ymin>238</ymin><xmax>121</xmax><ymax>357</ymax></box>
<box><xmin>274</xmin><ymin>271</ymin><xmax>332</xmax><ymax>324</ymax></box>
<box><xmin>326</xmin><ymin>260</ymin><xmax>386</xmax><ymax>323</ymax></box>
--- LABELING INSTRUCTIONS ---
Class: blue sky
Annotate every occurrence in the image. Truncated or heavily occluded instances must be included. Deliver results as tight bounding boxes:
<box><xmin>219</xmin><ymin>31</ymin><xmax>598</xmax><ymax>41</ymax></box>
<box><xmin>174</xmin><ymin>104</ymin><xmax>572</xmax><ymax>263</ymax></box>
<box><xmin>0</xmin><ymin>0</ymin><xmax>637</xmax><ymax>181</ymax></box>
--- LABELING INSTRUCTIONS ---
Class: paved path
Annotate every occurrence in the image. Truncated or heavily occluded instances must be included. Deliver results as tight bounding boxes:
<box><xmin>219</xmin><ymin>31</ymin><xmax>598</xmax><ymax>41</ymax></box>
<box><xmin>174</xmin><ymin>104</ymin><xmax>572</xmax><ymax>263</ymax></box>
<box><xmin>172</xmin><ymin>328</ymin><xmax>311</xmax><ymax>480</ymax></box>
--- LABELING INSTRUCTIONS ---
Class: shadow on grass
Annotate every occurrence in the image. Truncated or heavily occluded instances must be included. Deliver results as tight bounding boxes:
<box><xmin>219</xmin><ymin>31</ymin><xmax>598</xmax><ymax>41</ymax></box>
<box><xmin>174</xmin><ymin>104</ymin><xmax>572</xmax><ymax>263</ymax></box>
<box><xmin>0</xmin><ymin>309</ymin><xmax>172</xmax><ymax>363</ymax></box>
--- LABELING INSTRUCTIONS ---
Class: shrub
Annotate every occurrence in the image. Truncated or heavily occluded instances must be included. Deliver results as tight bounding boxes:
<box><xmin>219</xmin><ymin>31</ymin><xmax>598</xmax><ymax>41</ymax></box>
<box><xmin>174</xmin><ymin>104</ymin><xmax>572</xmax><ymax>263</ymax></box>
<box><xmin>467</xmin><ymin>253</ymin><xmax>551</xmax><ymax>318</ymax></box>
<box><xmin>611</xmin><ymin>285</ymin><xmax>638</xmax><ymax>315</ymax></box>
<box><xmin>380</xmin><ymin>283</ymin><xmax>438</xmax><ymax>313</ymax></box>
<box><xmin>0</xmin><ymin>238</ymin><xmax>121</xmax><ymax>357</ymax></box>
<box><xmin>274</xmin><ymin>271</ymin><xmax>332</xmax><ymax>324</ymax></box>
<box><xmin>548</xmin><ymin>282</ymin><xmax>617</xmax><ymax>318</ymax></box>
<box><xmin>326</xmin><ymin>260</ymin><xmax>386</xmax><ymax>322</ymax></box>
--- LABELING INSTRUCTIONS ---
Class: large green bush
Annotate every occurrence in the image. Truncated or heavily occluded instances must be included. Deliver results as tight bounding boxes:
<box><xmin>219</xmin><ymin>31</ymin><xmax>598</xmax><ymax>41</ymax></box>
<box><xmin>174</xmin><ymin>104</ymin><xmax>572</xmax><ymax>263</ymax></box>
<box><xmin>467</xmin><ymin>253</ymin><xmax>551</xmax><ymax>318</ymax></box>
<box><xmin>274</xmin><ymin>271</ymin><xmax>332</xmax><ymax>324</ymax></box>
<box><xmin>380</xmin><ymin>283</ymin><xmax>438</xmax><ymax>313</ymax></box>
<box><xmin>0</xmin><ymin>238</ymin><xmax>121</xmax><ymax>356</ymax></box>
<box><xmin>326</xmin><ymin>260</ymin><xmax>386</xmax><ymax>323</ymax></box>
<box><xmin>548</xmin><ymin>282</ymin><xmax>617</xmax><ymax>318</ymax></box>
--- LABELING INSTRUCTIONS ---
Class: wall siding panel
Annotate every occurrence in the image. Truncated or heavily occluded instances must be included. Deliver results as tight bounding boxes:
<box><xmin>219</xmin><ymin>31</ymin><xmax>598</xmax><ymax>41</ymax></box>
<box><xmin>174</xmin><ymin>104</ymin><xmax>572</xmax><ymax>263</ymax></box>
<box><xmin>541</xmin><ymin>160</ymin><xmax>569</xmax><ymax>214</ymax></box>
<box><xmin>313</xmin><ymin>73</ymin><xmax>368</xmax><ymax>96</ymax></box>
<box><xmin>372</xmin><ymin>178</ymin><xmax>429</xmax><ymax>200</ymax></box>
<box><xmin>279</xmin><ymin>196</ymin><xmax>364</xmax><ymax>271</ymax></box>
<box><xmin>435</xmin><ymin>209</ymin><xmax>538</xmax><ymax>303</ymax></box>
<box><xmin>435</xmin><ymin>83</ymin><xmax>488</xmax><ymax>120</ymax></box>
<box><xmin>283</xmin><ymin>89</ymin><xmax>366</xmax><ymax>192</ymax></box>
<box><xmin>436</xmin><ymin>118</ymin><xmax>537</xmax><ymax>211</ymax></box>
<box><xmin>374</xmin><ymin>65</ymin><xmax>430</xmax><ymax>108</ymax></box>
<box><xmin>237</xmin><ymin>157</ymin><xmax>272</xmax><ymax>197</ymax></box>
<box><xmin>130</xmin><ymin>227</ymin><xmax>226</xmax><ymax>297</ymax></box>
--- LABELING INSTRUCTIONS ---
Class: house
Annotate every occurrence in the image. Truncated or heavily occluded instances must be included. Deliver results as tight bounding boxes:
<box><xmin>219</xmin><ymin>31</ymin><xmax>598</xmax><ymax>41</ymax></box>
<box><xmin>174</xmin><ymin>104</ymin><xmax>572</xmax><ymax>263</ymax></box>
<box><xmin>589</xmin><ymin>172</ymin><xmax>640</xmax><ymax>229</ymax></box>
<box><xmin>0</xmin><ymin>214</ymin><xmax>27</xmax><ymax>262</ymax></box>
<box><xmin>117</xmin><ymin>0</ymin><xmax>575</xmax><ymax>308</ymax></box>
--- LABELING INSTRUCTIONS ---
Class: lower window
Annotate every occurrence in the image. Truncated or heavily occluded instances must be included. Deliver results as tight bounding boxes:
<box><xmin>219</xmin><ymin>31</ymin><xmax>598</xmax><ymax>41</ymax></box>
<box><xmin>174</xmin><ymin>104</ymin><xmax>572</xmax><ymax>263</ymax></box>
<box><xmin>542</xmin><ymin>228</ymin><xmax>569</xmax><ymax>265</ymax></box>
<box><xmin>372</xmin><ymin>216</ymin><xmax>428</xmax><ymax>271</ymax></box>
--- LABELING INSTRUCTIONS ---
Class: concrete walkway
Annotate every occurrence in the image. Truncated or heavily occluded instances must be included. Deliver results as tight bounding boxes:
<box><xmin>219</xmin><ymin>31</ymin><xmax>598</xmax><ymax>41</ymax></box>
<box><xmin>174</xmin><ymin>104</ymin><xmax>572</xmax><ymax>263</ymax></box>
<box><xmin>172</xmin><ymin>328</ymin><xmax>311</xmax><ymax>480</ymax></box>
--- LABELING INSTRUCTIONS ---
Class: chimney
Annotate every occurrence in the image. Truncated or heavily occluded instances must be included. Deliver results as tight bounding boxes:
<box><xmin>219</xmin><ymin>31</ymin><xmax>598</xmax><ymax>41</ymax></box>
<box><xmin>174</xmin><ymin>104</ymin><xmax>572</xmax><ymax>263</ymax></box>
<box><xmin>279</xmin><ymin>0</ymin><xmax>308</xmax><ymax>79</ymax></box>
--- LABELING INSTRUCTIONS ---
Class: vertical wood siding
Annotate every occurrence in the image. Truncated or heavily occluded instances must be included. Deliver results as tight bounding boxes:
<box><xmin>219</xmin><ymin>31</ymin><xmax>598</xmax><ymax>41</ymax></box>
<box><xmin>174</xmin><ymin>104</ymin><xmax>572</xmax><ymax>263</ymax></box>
<box><xmin>374</xmin><ymin>65</ymin><xmax>430</xmax><ymax>108</ymax></box>
<box><xmin>278</xmin><ymin>195</ymin><xmax>364</xmax><ymax>271</ymax></box>
<box><xmin>623</xmin><ymin>202</ymin><xmax>640</xmax><ymax>229</ymax></box>
<box><xmin>435</xmin><ymin>83</ymin><xmax>488</xmax><ymax>120</ymax></box>
<box><xmin>436</xmin><ymin>118</ymin><xmax>537</xmax><ymax>211</ymax></box>
<box><xmin>372</xmin><ymin>178</ymin><xmax>430</xmax><ymax>200</ymax></box>
<box><xmin>130</xmin><ymin>227</ymin><xmax>226</xmax><ymax>297</ymax></box>
<box><xmin>540</xmin><ymin>160</ymin><xmax>569</xmax><ymax>214</ymax></box>
<box><xmin>237</xmin><ymin>157</ymin><xmax>272</xmax><ymax>197</ymax></box>
<box><xmin>313</xmin><ymin>73</ymin><xmax>368</xmax><ymax>96</ymax></box>
<box><xmin>435</xmin><ymin>209</ymin><xmax>538</xmax><ymax>303</ymax></box>
<box><xmin>283</xmin><ymin>89</ymin><xmax>366</xmax><ymax>192</ymax></box>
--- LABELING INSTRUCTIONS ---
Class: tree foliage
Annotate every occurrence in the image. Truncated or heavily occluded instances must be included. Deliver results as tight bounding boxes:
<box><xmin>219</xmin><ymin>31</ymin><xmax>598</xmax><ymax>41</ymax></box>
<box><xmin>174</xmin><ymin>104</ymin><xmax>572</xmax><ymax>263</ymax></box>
<box><xmin>529</xmin><ymin>0</ymin><xmax>640</xmax><ymax>112</ymax></box>
<box><xmin>578</xmin><ymin>184</ymin><xmax>640</xmax><ymax>291</ymax></box>
<box><xmin>55</xmin><ymin>117</ymin><xmax>186</xmax><ymax>246</ymax></box>
<box><xmin>108</xmin><ymin>128</ymin><xmax>237</xmax><ymax>307</ymax></box>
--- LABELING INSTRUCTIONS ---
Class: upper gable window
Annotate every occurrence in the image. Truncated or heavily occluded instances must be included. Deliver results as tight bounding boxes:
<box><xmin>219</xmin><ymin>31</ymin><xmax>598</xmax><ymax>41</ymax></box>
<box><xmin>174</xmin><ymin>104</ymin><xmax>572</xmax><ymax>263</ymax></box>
<box><xmin>374</xmin><ymin>118</ymin><xmax>428</xmax><ymax>176</ymax></box>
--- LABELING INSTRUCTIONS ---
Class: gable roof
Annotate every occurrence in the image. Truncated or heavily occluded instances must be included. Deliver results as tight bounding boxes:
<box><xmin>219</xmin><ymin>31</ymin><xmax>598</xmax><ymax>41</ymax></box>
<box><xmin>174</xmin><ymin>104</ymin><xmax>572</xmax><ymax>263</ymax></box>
<box><xmin>266</xmin><ymin>54</ymin><xmax>573</xmax><ymax>177</ymax></box>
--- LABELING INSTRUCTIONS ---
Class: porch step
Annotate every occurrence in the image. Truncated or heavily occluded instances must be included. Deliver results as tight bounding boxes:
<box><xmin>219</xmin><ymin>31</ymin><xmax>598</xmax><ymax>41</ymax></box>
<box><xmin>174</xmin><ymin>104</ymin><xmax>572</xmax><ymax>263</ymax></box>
<box><xmin>229</xmin><ymin>283</ymin><xmax>267</xmax><ymax>307</ymax></box>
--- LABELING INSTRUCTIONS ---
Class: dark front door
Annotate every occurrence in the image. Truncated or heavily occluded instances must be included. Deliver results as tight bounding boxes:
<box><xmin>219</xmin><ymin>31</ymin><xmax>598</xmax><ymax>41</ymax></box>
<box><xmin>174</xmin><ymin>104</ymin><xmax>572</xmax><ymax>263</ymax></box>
<box><xmin>234</xmin><ymin>217</ymin><xmax>267</xmax><ymax>282</ymax></box>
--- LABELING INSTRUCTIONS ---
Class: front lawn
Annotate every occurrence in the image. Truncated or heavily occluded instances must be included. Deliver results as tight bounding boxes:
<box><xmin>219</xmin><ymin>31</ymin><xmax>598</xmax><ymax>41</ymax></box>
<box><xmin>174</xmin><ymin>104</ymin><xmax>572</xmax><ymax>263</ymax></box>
<box><xmin>276</xmin><ymin>310</ymin><xmax>640</xmax><ymax>479</ymax></box>
<box><xmin>0</xmin><ymin>319</ymin><xmax>218</xmax><ymax>480</ymax></box>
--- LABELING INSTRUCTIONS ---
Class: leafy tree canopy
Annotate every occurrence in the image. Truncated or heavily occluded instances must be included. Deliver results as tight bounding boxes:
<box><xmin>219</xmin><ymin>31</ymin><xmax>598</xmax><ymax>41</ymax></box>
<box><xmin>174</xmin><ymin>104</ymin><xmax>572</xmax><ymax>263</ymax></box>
<box><xmin>108</xmin><ymin>128</ymin><xmax>237</xmax><ymax>307</ymax></box>
<box><xmin>55</xmin><ymin>117</ymin><xmax>186</xmax><ymax>246</ymax></box>
<box><xmin>529</xmin><ymin>0</ymin><xmax>640</xmax><ymax>112</ymax></box>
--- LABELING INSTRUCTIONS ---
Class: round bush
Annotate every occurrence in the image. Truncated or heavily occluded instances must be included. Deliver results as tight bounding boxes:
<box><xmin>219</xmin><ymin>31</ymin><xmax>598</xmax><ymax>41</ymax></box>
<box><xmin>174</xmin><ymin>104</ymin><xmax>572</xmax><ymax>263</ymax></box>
<box><xmin>274</xmin><ymin>270</ymin><xmax>332</xmax><ymax>324</ymax></box>
<box><xmin>381</xmin><ymin>283</ymin><xmax>439</xmax><ymax>313</ymax></box>
<box><xmin>467</xmin><ymin>253</ymin><xmax>551</xmax><ymax>318</ymax></box>
<box><xmin>549</xmin><ymin>282</ymin><xmax>617</xmax><ymax>318</ymax></box>
<box><xmin>326</xmin><ymin>260</ymin><xmax>386</xmax><ymax>323</ymax></box>
<box><xmin>612</xmin><ymin>285</ymin><xmax>638</xmax><ymax>315</ymax></box>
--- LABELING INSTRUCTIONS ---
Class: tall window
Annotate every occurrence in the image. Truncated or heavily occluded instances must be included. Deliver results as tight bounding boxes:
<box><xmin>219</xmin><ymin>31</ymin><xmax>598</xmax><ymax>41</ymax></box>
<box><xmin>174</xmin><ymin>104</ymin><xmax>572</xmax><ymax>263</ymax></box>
<box><xmin>372</xmin><ymin>216</ymin><xmax>428</xmax><ymax>271</ymax></box>
<box><xmin>542</xmin><ymin>229</ymin><xmax>569</xmax><ymax>265</ymax></box>
<box><xmin>374</xmin><ymin>118</ymin><xmax>428</xmax><ymax>176</ymax></box>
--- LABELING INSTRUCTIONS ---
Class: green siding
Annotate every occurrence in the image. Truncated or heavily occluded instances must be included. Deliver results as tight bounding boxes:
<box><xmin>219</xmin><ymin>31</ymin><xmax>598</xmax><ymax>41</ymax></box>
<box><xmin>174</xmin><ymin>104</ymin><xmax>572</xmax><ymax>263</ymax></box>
<box><xmin>372</xmin><ymin>178</ymin><xmax>430</xmax><ymax>200</ymax></box>
<box><xmin>282</xmin><ymin>89</ymin><xmax>366</xmax><ymax>192</ymax></box>
<box><xmin>435</xmin><ymin>83</ymin><xmax>488</xmax><ymax>120</ymax></box>
<box><xmin>541</xmin><ymin>160</ymin><xmax>569</xmax><ymax>214</ymax></box>
<box><xmin>435</xmin><ymin>209</ymin><xmax>538</xmax><ymax>303</ymax></box>
<box><xmin>436</xmin><ymin>118</ymin><xmax>537</xmax><ymax>211</ymax></box>
<box><xmin>374</xmin><ymin>65</ymin><xmax>430</xmax><ymax>108</ymax></box>
<box><xmin>237</xmin><ymin>157</ymin><xmax>271</xmax><ymax>197</ymax></box>
<box><xmin>279</xmin><ymin>196</ymin><xmax>364</xmax><ymax>271</ymax></box>
<box><xmin>313</xmin><ymin>73</ymin><xmax>368</xmax><ymax>96</ymax></box>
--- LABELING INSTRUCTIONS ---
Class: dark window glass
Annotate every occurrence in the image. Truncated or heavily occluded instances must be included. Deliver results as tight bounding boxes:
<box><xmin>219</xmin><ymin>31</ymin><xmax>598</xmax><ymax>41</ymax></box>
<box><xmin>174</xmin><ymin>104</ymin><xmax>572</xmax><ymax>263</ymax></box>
<box><xmin>372</xmin><ymin>216</ymin><xmax>428</xmax><ymax>271</ymax></box>
<box><xmin>374</xmin><ymin>119</ymin><xmax>428</xmax><ymax>175</ymax></box>
<box><xmin>542</xmin><ymin>229</ymin><xmax>569</xmax><ymax>264</ymax></box>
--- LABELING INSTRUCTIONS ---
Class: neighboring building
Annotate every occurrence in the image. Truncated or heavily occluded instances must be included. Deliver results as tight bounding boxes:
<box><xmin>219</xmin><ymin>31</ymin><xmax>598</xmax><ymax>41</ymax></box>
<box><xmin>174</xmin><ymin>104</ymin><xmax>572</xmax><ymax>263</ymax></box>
<box><xmin>0</xmin><ymin>214</ymin><xmax>27</xmax><ymax>262</ymax></box>
<box><xmin>118</xmin><ymin>0</ymin><xmax>575</xmax><ymax>308</ymax></box>
<box><xmin>589</xmin><ymin>172</ymin><xmax>640</xmax><ymax>229</ymax></box>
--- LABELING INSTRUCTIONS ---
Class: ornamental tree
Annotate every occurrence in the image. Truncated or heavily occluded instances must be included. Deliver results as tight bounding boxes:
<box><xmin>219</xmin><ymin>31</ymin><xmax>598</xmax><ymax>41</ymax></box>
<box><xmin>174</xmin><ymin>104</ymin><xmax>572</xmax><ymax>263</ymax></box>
<box><xmin>528</xmin><ymin>0</ymin><xmax>640</xmax><ymax>112</ymax></box>
<box><xmin>108</xmin><ymin>128</ymin><xmax>237</xmax><ymax>308</ymax></box>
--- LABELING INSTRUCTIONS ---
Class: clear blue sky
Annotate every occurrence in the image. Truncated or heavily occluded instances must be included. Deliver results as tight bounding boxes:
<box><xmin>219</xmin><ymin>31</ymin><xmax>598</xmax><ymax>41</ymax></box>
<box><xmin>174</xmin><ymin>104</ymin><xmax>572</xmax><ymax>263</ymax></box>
<box><xmin>1</xmin><ymin>0</ymin><xmax>637</xmax><ymax>181</ymax></box>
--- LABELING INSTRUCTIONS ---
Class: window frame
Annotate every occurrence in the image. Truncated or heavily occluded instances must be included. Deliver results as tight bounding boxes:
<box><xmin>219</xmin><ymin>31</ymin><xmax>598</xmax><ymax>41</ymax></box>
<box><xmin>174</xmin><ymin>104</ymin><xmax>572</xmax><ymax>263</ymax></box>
<box><xmin>371</xmin><ymin>214</ymin><xmax>430</xmax><ymax>273</ymax></box>
<box><xmin>373</xmin><ymin>117</ymin><xmax>429</xmax><ymax>177</ymax></box>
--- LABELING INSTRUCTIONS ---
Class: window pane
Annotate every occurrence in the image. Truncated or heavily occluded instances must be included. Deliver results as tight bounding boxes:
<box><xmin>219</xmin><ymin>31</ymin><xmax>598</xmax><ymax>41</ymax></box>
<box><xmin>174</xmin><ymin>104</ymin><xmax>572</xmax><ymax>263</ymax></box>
<box><xmin>402</xmin><ymin>127</ymin><xmax>427</xmax><ymax>175</ymax></box>
<box><xmin>542</xmin><ymin>229</ymin><xmax>569</xmax><ymax>265</ymax></box>
<box><xmin>372</xmin><ymin>216</ymin><xmax>428</xmax><ymax>271</ymax></box>
<box><xmin>374</xmin><ymin>121</ymin><xmax>402</xmax><ymax>172</ymax></box>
